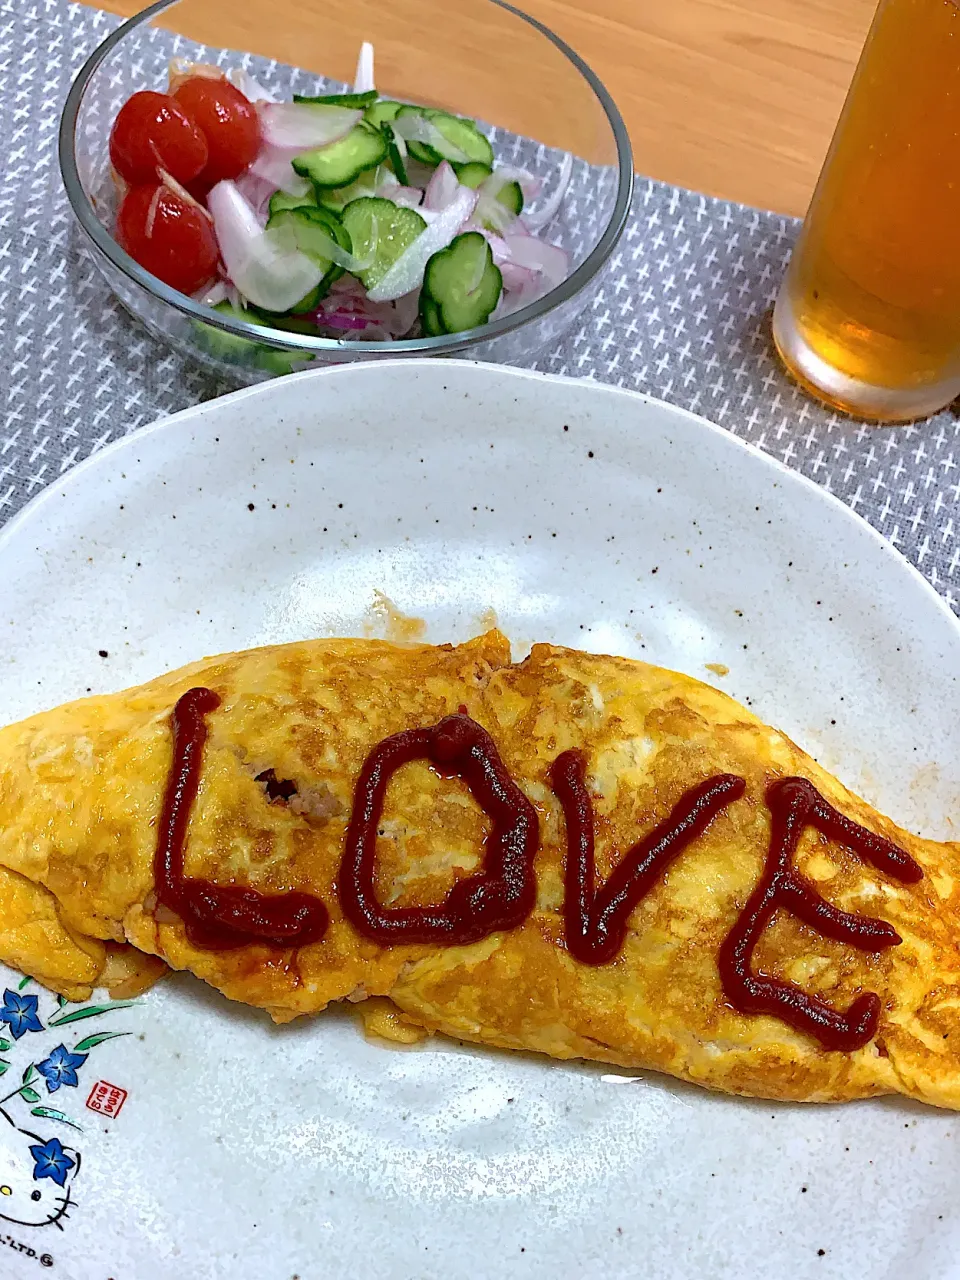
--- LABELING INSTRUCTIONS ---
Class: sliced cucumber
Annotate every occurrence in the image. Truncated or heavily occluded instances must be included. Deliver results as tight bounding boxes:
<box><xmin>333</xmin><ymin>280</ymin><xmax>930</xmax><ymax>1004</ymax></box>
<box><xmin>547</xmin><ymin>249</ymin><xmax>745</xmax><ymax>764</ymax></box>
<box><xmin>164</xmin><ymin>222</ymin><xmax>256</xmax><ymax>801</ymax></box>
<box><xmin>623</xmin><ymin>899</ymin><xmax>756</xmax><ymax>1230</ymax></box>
<box><xmin>341</xmin><ymin>197</ymin><xmax>426</xmax><ymax>292</ymax></box>
<box><xmin>420</xmin><ymin>295</ymin><xmax>446</xmax><ymax>337</ymax></box>
<box><xmin>381</xmin><ymin>123</ymin><xmax>409</xmax><ymax>186</ymax></box>
<box><xmin>293</xmin><ymin>90</ymin><xmax>378</xmax><ymax>109</ymax></box>
<box><xmin>425</xmin><ymin>110</ymin><xmax>494</xmax><ymax>167</ymax></box>
<box><xmin>421</xmin><ymin>231</ymin><xmax>502</xmax><ymax>334</ymax></box>
<box><xmin>495</xmin><ymin>180</ymin><xmax>523</xmax><ymax>216</ymax></box>
<box><xmin>268</xmin><ymin>187</ymin><xmax>319</xmax><ymax>219</ymax></box>
<box><xmin>394</xmin><ymin>105</ymin><xmax>440</xmax><ymax>167</ymax></box>
<box><xmin>454</xmin><ymin>161</ymin><xmax>493</xmax><ymax>189</ymax></box>
<box><xmin>364</xmin><ymin>99</ymin><xmax>404</xmax><ymax>129</ymax></box>
<box><xmin>317</xmin><ymin>169</ymin><xmax>382</xmax><ymax>212</ymax></box>
<box><xmin>293</xmin><ymin>121</ymin><xmax>388</xmax><ymax>190</ymax></box>
<box><xmin>266</xmin><ymin>205</ymin><xmax>352</xmax><ymax>297</ymax></box>
<box><xmin>195</xmin><ymin>302</ymin><xmax>302</xmax><ymax>375</ymax></box>
<box><xmin>393</xmin><ymin>106</ymin><xmax>493</xmax><ymax>169</ymax></box>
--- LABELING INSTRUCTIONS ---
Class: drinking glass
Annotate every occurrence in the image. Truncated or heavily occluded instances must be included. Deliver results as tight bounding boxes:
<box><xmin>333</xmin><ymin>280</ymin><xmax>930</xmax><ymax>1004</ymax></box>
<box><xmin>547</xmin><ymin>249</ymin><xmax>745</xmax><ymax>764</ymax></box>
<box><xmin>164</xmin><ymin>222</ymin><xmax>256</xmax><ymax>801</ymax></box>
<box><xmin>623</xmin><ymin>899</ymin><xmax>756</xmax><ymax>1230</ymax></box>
<box><xmin>773</xmin><ymin>0</ymin><xmax>960</xmax><ymax>422</ymax></box>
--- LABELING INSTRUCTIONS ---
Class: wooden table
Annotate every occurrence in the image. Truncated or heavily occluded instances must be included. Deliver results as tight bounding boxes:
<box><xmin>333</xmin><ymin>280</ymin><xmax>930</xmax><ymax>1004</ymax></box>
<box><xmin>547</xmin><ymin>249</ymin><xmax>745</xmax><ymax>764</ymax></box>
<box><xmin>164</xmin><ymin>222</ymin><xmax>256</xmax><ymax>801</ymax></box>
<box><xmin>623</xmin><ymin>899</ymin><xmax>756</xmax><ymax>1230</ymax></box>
<box><xmin>98</xmin><ymin>0</ymin><xmax>878</xmax><ymax>217</ymax></box>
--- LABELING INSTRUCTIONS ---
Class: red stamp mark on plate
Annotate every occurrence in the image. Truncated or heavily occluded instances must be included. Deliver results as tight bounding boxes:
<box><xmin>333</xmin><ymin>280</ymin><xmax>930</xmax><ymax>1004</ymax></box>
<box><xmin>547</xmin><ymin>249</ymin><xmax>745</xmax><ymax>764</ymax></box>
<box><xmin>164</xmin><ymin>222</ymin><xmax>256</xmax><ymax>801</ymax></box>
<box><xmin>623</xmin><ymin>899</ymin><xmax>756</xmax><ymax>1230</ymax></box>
<box><xmin>85</xmin><ymin>1080</ymin><xmax>128</xmax><ymax>1118</ymax></box>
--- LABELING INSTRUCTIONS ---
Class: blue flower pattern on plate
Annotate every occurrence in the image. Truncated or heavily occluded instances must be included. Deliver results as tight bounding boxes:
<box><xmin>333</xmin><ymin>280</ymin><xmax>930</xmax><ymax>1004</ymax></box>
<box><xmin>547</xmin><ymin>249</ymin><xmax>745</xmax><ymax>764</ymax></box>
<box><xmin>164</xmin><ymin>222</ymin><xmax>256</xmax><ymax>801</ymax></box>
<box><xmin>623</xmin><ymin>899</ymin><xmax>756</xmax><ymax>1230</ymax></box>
<box><xmin>0</xmin><ymin>990</ymin><xmax>44</xmax><ymax>1040</ymax></box>
<box><xmin>28</xmin><ymin>1137</ymin><xmax>76</xmax><ymax>1188</ymax></box>
<box><xmin>35</xmin><ymin>1045</ymin><xmax>89</xmax><ymax>1094</ymax></box>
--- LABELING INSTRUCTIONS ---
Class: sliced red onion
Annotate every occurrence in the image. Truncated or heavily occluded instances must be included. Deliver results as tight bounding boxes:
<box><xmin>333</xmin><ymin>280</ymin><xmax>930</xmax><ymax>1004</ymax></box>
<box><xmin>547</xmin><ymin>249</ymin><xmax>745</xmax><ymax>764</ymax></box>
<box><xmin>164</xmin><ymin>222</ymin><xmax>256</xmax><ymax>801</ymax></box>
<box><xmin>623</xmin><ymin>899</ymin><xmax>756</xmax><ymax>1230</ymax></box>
<box><xmin>260</xmin><ymin>102</ymin><xmax>362</xmax><ymax>151</ymax></box>
<box><xmin>484</xmin><ymin>231</ymin><xmax>541</xmax><ymax>296</ymax></box>
<box><xmin>354</xmin><ymin>41</ymin><xmax>375</xmax><ymax>94</ymax></box>
<box><xmin>248</xmin><ymin>144</ymin><xmax>312</xmax><ymax>198</ymax></box>
<box><xmin>378</xmin><ymin>183</ymin><xmax>425</xmax><ymax>210</ymax></box>
<box><xmin>403</xmin><ymin>157</ymin><xmax>439</xmax><ymax>189</ymax></box>
<box><xmin>522</xmin><ymin>152</ymin><xmax>573</xmax><ymax>231</ymax></box>
<box><xmin>424</xmin><ymin>161</ymin><xmax>460</xmax><ymax>211</ymax></box>
<box><xmin>235</xmin><ymin>170</ymin><xmax>276</xmax><ymax>225</ymax></box>
<box><xmin>207</xmin><ymin>180</ymin><xmax>324</xmax><ymax>313</ymax></box>
<box><xmin>501</xmin><ymin>231</ymin><xmax>569</xmax><ymax>291</ymax></box>
<box><xmin>228</xmin><ymin>67</ymin><xmax>277</xmax><ymax>103</ymax></box>
<box><xmin>365</xmin><ymin>186</ymin><xmax>477</xmax><ymax>302</ymax></box>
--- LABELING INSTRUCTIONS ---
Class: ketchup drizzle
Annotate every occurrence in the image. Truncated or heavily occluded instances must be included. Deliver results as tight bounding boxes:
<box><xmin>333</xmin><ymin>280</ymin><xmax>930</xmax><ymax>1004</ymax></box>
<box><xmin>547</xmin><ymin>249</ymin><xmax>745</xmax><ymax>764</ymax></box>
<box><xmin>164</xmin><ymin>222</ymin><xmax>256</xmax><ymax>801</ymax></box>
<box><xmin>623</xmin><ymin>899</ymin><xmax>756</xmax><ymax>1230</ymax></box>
<box><xmin>153</xmin><ymin>689</ymin><xmax>925</xmax><ymax>1056</ymax></box>
<box><xmin>549</xmin><ymin>750</ymin><xmax>746</xmax><ymax>965</ymax></box>
<box><xmin>155</xmin><ymin>687</ymin><xmax>329</xmax><ymax>950</ymax></box>
<box><xmin>338</xmin><ymin>712</ymin><xmax>539</xmax><ymax>945</ymax></box>
<box><xmin>718</xmin><ymin>776</ymin><xmax>923</xmax><ymax>1052</ymax></box>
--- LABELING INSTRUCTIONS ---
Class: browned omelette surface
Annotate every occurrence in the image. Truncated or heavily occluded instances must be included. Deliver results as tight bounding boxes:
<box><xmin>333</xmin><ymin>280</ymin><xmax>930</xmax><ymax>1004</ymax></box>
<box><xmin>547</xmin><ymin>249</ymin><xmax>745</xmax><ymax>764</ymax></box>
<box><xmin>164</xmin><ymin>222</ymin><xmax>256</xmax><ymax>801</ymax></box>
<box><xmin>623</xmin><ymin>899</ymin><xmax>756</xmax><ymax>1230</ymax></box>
<box><xmin>0</xmin><ymin>631</ymin><xmax>958</xmax><ymax>1108</ymax></box>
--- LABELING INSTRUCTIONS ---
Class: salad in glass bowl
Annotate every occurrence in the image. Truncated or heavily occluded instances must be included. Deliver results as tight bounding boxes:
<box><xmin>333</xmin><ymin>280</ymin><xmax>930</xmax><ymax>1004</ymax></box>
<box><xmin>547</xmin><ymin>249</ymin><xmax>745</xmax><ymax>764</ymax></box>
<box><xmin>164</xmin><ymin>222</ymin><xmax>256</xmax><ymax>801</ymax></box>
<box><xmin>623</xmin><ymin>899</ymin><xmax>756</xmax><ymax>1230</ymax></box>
<box><xmin>107</xmin><ymin>42</ymin><xmax>577</xmax><ymax>351</ymax></box>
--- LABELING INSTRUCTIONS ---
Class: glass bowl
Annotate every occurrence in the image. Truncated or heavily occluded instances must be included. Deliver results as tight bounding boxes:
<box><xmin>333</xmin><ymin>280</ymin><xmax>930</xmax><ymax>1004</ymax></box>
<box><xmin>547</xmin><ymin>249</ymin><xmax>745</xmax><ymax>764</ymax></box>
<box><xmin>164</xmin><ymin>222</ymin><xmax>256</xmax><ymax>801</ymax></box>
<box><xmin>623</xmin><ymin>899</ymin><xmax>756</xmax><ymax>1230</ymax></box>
<box><xmin>59</xmin><ymin>0</ymin><xmax>633</xmax><ymax>382</ymax></box>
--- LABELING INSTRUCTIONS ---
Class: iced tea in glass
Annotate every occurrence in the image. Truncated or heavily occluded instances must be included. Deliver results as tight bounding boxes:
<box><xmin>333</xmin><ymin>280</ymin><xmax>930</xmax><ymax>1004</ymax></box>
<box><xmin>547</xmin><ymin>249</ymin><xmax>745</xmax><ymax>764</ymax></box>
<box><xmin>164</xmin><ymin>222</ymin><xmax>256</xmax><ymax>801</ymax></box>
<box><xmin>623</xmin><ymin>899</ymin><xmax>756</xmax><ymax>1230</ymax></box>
<box><xmin>773</xmin><ymin>0</ymin><xmax>960</xmax><ymax>421</ymax></box>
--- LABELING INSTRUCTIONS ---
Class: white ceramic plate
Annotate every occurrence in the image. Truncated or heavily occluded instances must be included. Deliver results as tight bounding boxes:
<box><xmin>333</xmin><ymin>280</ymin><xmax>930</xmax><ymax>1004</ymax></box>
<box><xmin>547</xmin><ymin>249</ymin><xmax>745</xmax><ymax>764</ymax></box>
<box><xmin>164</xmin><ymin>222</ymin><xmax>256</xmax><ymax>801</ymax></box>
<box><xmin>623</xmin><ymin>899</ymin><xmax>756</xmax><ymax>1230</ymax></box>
<box><xmin>0</xmin><ymin>361</ymin><xmax>958</xmax><ymax>1280</ymax></box>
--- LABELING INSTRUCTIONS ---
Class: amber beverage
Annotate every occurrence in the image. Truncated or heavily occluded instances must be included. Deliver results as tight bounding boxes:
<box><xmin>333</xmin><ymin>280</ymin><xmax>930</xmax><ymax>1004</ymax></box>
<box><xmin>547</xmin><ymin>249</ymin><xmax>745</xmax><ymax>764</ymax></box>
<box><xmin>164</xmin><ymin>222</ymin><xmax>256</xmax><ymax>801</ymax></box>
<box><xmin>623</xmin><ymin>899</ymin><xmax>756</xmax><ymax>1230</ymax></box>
<box><xmin>773</xmin><ymin>0</ymin><xmax>960</xmax><ymax>421</ymax></box>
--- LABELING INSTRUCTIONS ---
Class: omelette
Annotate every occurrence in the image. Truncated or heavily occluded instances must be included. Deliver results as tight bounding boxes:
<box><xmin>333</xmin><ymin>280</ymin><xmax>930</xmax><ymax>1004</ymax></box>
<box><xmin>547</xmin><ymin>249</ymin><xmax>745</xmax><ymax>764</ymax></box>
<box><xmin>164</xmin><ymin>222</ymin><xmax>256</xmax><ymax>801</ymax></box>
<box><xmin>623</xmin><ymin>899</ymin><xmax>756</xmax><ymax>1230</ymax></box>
<box><xmin>0</xmin><ymin>631</ymin><xmax>958</xmax><ymax>1109</ymax></box>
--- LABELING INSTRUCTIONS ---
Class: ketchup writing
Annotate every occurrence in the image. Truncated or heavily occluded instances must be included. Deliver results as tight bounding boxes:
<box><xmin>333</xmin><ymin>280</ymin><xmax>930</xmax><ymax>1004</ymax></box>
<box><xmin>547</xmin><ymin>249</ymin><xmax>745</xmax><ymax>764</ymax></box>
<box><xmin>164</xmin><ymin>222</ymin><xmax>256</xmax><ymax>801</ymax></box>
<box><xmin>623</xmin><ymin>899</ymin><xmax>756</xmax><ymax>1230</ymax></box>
<box><xmin>549</xmin><ymin>750</ymin><xmax>745</xmax><ymax>964</ymax></box>
<box><xmin>718</xmin><ymin>776</ymin><xmax>922</xmax><ymax>1052</ymax></box>
<box><xmin>154</xmin><ymin>693</ymin><xmax>922</xmax><ymax>1052</ymax></box>
<box><xmin>339</xmin><ymin>712</ymin><xmax>539</xmax><ymax>945</ymax></box>
<box><xmin>155</xmin><ymin>688</ymin><xmax>329</xmax><ymax>950</ymax></box>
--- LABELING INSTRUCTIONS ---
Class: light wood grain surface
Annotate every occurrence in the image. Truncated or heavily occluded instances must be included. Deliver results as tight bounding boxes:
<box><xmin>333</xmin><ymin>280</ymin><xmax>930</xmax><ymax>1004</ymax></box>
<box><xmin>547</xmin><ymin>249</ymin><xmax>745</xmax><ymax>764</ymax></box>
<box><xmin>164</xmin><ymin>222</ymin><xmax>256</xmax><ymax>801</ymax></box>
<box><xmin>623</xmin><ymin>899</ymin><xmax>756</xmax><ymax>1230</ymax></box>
<box><xmin>96</xmin><ymin>0</ymin><xmax>878</xmax><ymax>216</ymax></box>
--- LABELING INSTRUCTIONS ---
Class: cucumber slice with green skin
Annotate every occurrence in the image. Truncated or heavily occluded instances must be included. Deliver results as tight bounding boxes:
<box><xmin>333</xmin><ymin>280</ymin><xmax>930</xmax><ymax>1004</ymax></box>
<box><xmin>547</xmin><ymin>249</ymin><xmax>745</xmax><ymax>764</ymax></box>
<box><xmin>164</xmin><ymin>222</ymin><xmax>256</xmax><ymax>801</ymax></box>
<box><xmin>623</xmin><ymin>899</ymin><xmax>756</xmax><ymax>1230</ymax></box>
<box><xmin>249</xmin><ymin>309</ymin><xmax>321</xmax><ymax>333</ymax></box>
<box><xmin>454</xmin><ymin>161</ymin><xmax>493</xmax><ymax>189</ymax></box>
<box><xmin>425</xmin><ymin>110</ymin><xmax>494</xmax><ymax>167</ymax></box>
<box><xmin>419</xmin><ymin>295</ymin><xmax>446</xmax><ymax>337</ymax></box>
<box><xmin>317</xmin><ymin>169</ymin><xmax>382</xmax><ymax>212</ymax></box>
<box><xmin>406</xmin><ymin>139</ymin><xmax>441</xmax><ymax>167</ymax></box>
<box><xmin>364</xmin><ymin>100</ymin><xmax>404</xmax><ymax>129</ymax></box>
<box><xmin>381</xmin><ymin>124</ymin><xmax>409</xmax><ymax>186</ymax></box>
<box><xmin>266</xmin><ymin>205</ymin><xmax>352</xmax><ymax>297</ymax></box>
<box><xmin>341</xmin><ymin>197</ymin><xmax>427</xmax><ymax>292</ymax></box>
<box><xmin>293</xmin><ymin>90</ymin><xmax>378</xmax><ymax>108</ymax></box>
<box><xmin>421</xmin><ymin>231</ymin><xmax>502</xmax><ymax>333</ymax></box>
<box><xmin>293</xmin><ymin>121</ymin><xmax>388</xmax><ymax>189</ymax></box>
<box><xmin>196</xmin><ymin>303</ymin><xmax>301</xmax><ymax>375</ymax></box>
<box><xmin>495</xmin><ymin>180</ymin><xmax>523</xmax><ymax>216</ymax></box>
<box><xmin>394</xmin><ymin>106</ymin><xmax>493</xmax><ymax>169</ymax></box>
<box><xmin>268</xmin><ymin>188</ymin><xmax>319</xmax><ymax>219</ymax></box>
<box><xmin>393</xmin><ymin>106</ymin><xmax>441</xmax><ymax>167</ymax></box>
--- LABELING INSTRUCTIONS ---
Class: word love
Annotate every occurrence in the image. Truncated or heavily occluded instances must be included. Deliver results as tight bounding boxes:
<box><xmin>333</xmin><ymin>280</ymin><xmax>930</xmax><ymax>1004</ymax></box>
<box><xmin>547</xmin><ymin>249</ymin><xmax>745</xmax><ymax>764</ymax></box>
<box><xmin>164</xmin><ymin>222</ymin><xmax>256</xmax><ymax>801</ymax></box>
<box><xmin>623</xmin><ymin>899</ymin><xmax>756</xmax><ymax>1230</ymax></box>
<box><xmin>156</xmin><ymin>690</ymin><xmax>922</xmax><ymax>1053</ymax></box>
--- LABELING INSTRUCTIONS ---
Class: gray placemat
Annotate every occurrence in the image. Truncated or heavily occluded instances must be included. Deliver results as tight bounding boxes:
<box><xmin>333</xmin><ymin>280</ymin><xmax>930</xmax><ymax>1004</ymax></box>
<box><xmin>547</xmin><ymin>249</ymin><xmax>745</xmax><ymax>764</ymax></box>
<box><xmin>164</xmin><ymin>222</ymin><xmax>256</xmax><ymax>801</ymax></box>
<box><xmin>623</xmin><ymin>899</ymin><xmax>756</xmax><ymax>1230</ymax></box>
<box><xmin>1</xmin><ymin>0</ymin><xmax>957</xmax><ymax>617</ymax></box>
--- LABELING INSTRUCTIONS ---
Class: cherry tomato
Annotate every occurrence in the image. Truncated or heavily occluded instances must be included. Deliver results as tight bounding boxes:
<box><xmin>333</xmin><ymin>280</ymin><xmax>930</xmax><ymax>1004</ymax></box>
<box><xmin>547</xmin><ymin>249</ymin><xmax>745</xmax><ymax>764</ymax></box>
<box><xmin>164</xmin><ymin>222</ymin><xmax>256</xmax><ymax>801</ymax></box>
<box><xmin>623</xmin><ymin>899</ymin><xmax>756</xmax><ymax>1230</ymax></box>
<box><xmin>116</xmin><ymin>183</ymin><xmax>219</xmax><ymax>295</ymax></box>
<box><xmin>109</xmin><ymin>91</ymin><xmax>209</xmax><ymax>186</ymax></box>
<box><xmin>173</xmin><ymin>77</ymin><xmax>261</xmax><ymax>190</ymax></box>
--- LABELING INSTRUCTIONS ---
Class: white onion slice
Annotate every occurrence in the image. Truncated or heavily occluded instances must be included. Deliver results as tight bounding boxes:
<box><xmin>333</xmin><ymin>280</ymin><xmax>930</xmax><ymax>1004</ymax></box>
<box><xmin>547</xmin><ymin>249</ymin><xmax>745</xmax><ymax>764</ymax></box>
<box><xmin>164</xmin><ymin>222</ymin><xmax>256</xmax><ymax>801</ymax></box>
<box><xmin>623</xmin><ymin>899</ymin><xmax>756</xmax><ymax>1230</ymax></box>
<box><xmin>195</xmin><ymin>279</ymin><xmax>229</xmax><ymax>306</ymax></box>
<box><xmin>490</xmin><ymin>164</ymin><xmax>542</xmax><ymax>202</ymax></box>
<box><xmin>474</xmin><ymin>172</ymin><xmax>520</xmax><ymax>236</ymax></box>
<box><xmin>522</xmin><ymin>152</ymin><xmax>573</xmax><ymax>230</ymax></box>
<box><xmin>366</xmin><ymin>186</ymin><xmax>477</xmax><ymax>302</ymax></box>
<box><xmin>354</xmin><ymin>41</ymin><xmax>375</xmax><ymax>94</ymax></box>
<box><xmin>207</xmin><ymin>180</ymin><xmax>324</xmax><ymax>313</ymax></box>
<box><xmin>391</xmin><ymin>114</ymin><xmax>471</xmax><ymax>164</ymax></box>
<box><xmin>249</xmin><ymin>144</ymin><xmax>312</xmax><ymax>198</ymax></box>
<box><xmin>168</xmin><ymin>59</ymin><xmax>223</xmax><ymax>93</ymax></box>
<box><xmin>424</xmin><ymin>161</ymin><xmax>461</xmax><ymax>211</ymax></box>
<box><xmin>260</xmin><ymin>102</ymin><xmax>361</xmax><ymax>151</ymax></box>
<box><xmin>229</xmin><ymin>67</ymin><xmax>277</xmax><ymax>104</ymax></box>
